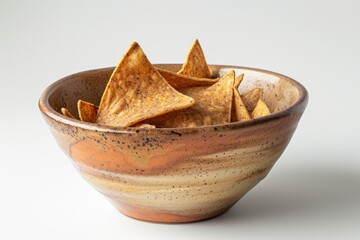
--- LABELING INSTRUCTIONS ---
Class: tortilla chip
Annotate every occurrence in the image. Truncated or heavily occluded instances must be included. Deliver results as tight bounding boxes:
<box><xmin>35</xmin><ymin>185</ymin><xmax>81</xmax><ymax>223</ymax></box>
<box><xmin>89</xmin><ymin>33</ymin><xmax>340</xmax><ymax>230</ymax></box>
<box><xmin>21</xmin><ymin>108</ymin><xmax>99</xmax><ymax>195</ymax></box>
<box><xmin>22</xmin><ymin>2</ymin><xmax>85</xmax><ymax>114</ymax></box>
<box><xmin>131</xmin><ymin>123</ymin><xmax>156</xmax><ymax>129</ymax></box>
<box><xmin>144</xmin><ymin>70</ymin><xmax>235</xmax><ymax>128</ymax></box>
<box><xmin>242</xmin><ymin>88</ymin><xmax>263</xmax><ymax>112</ymax></box>
<box><xmin>231</xmin><ymin>74</ymin><xmax>251</xmax><ymax>122</ymax></box>
<box><xmin>234</xmin><ymin>74</ymin><xmax>244</xmax><ymax>89</ymax></box>
<box><xmin>96</xmin><ymin>42</ymin><xmax>195</xmax><ymax>127</ymax></box>
<box><xmin>177</xmin><ymin>39</ymin><xmax>211</xmax><ymax>78</ymax></box>
<box><xmin>251</xmin><ymin>99</ymin><xmax>271</xmax><ymax>119</ymax></box>
<box><xmin>61</xmin><ymin>108</ymin><xmax>75</xmax><ymax>119</ymax></box>
<box><xmin>273</xmin><ymin>107</ymin><xmax>281</xmax><ymax>113</ymax></box>
<box><xmin>78</xmin><ymin>100</ymin><xmax>98</xmax><ymax>123</ymax></box>
<box><xmin>157</xmin><ymin>68</ymin><xmax>218</xmax><ymax>89</ymax></box>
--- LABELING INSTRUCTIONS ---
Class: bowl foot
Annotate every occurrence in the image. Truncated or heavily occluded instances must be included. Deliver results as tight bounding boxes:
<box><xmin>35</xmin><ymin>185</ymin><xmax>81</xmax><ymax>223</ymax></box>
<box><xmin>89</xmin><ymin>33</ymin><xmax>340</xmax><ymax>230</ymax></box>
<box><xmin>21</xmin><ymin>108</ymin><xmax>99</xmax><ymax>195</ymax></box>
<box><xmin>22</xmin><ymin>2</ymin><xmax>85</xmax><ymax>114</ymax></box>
<box><xmin>117</xmin><ymin>204</ymin><xmax>234</xmax><ymax>223</ymax></box>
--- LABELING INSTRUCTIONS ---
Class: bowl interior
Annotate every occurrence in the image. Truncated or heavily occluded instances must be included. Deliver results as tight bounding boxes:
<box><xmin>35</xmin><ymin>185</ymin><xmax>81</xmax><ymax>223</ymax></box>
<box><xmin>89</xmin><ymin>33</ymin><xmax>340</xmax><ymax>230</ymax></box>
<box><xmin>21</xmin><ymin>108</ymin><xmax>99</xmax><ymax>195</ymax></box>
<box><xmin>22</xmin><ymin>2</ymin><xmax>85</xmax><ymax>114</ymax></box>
<box><xmin>47</xmin><ymin>64</ymin><xmax>300</xmax><ymax>120</ymax></box>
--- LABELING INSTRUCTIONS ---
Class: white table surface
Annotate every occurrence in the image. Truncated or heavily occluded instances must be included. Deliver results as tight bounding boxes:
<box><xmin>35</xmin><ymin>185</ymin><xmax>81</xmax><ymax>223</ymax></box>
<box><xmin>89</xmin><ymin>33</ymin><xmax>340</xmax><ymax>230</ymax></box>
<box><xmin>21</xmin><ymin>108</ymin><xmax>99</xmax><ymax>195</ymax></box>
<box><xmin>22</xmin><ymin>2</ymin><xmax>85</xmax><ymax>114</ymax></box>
<box><xmin>1</xmin><ymin>0</ymin><xmax>359</xmax><ymax>239</ymax></box>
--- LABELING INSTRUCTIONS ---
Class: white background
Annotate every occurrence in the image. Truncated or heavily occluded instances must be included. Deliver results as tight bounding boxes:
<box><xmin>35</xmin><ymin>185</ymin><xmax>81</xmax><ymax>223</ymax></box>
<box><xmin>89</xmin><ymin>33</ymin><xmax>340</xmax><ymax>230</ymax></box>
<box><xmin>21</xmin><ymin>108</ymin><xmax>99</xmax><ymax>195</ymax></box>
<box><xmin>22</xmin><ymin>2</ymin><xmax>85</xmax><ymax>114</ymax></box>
<box><xmin>1</xmin><ymin>0</ymin><xmax>359</xmax><ymax>239</ymax></box>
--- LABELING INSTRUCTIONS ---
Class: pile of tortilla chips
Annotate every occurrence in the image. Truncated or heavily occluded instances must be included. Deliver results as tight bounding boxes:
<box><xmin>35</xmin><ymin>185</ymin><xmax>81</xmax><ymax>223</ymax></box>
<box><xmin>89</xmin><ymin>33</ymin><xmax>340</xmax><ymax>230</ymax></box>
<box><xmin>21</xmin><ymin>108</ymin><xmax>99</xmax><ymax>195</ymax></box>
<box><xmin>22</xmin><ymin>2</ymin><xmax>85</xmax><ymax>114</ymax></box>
<box><xmin>61</xmin><ymin>40</ymin><xmax>274</xmax><ymax>128</ymax></box>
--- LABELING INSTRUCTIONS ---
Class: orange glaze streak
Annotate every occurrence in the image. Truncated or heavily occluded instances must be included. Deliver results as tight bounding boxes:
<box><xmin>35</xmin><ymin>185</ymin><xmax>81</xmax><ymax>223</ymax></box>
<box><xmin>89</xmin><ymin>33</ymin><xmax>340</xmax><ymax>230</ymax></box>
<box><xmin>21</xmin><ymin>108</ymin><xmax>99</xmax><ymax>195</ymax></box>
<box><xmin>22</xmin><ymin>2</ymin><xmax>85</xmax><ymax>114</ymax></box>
<box><xmin>70</xmin><ymin>132</ymin><xmax>249</xmax><ymax>175</ymax></box>
<box><xmin>70</xmin><ymin>117</ymin><xmax>293</xmax><ymax>175</ymax></box>
<box><xmin>70</xmin><ymin>139</ymin><xmax>130</xmax><ymax>172</ymax></box>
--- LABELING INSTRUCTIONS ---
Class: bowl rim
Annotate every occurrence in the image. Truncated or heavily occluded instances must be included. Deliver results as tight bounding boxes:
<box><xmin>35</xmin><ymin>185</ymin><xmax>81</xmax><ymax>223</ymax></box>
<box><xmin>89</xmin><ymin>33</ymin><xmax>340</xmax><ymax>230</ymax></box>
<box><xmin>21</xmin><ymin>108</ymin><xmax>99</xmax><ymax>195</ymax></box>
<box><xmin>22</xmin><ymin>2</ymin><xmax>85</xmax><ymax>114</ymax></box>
<box><xmin>39</xmin><ymin>64</ymin><xmax>308</xmax><ymax>135</ymax></box>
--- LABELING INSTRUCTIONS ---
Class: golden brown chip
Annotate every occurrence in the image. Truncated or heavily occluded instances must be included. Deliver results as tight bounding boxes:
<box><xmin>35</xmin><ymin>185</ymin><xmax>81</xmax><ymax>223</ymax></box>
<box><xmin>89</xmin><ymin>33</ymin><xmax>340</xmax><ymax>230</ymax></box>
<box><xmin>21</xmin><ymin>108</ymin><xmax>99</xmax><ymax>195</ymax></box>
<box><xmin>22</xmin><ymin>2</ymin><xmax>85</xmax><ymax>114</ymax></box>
<box><xmin>144</xmin><ymin>71</ymin><xmax>235</xmax><ymax>128</ymax></box>
<box><xmin>234</xmin><ymin>74</ymin><xmax>244</xmax><ymax>89</ymax></box>
<box><xmin>231</xmin><ymin>74</ymin><xmax>251</xmax><ymax>122</ymax></box>
<box><xmin>96</xmin><ymin>42</ymin><xmax>195</xmax><ymax>127</ymax></box>
<box><xmin>61</xmin><ymin>108</ymin><xmax>75</xmax><ymax>119</ymax></box>
<box><xmin>78</xmin><ymin>100</ymin><xmax>98</xmax><ymax>123</ymax></box>
<box><xmin>251</xmin><ymin>99</ymin><xmax>271</xmax><ymax>119</ymax></box>
<box><xmin>242</xmin><ymin>88</ymin><xmax>263</xmax><ymax>112</ymax></box>
<box><xmin>177</xmin><ymin>39</ymin><xmax>212</xmax><ymax>78</ymax></box>
<box><xmin>131</xmin><ymin>123</ymin><xmax>156</xmax><ymax>129</ymax></box>
<box><xmin>157</xmin><ymin>68</ymin><xmax>218</xmax><ymax>89</ymax></box>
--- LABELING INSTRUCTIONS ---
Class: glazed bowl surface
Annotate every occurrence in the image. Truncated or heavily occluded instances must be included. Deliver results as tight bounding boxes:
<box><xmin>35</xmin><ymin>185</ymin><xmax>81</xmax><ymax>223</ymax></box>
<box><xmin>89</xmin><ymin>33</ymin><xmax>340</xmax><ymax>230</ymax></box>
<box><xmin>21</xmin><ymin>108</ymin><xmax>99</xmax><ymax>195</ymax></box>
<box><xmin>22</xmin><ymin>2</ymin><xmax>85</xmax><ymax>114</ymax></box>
<box><xmin>39</xmin><ymin>64</ymin><xmax>308</xmax><ymax>223</ymax></box>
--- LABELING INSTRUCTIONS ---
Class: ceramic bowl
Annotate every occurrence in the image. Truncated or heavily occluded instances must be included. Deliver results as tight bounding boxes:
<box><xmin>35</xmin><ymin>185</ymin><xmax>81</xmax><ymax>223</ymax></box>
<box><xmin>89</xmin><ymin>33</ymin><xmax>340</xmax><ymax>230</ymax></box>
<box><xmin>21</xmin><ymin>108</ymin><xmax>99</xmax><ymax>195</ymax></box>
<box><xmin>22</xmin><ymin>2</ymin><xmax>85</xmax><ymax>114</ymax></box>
<box><xmin>39</xmin><ymin>64</ymin><xmax>308</xmax><ymax>223</ymax></box>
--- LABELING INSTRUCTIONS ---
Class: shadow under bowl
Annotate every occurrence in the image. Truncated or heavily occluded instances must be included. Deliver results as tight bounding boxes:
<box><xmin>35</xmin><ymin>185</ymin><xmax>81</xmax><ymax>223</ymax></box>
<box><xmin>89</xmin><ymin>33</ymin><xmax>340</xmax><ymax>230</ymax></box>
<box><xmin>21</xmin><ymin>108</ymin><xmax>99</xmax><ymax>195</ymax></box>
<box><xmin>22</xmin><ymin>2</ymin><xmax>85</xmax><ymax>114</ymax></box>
<box><xmin>39</xmin><ymin>64</ymin><xmax>308</xmax><ymax>223</ymax></box>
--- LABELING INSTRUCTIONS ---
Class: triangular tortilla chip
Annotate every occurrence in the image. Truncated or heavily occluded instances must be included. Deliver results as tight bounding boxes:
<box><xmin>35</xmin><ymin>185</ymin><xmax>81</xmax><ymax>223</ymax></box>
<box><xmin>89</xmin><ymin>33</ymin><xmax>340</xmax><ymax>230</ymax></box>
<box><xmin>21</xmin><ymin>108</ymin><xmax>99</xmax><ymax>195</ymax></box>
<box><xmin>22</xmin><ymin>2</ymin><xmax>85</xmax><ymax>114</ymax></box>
<box><xmin>242</xmin><ymin>88</ymin><xmax>263</xmax><ymax>112</ymax></box>
<box><xmin>78</xmin><ymin>100</ymin><xmax>98</xmax><ymax>123</ymax></box>
<box><xmin>231</xmin><ymin>74</ymin><xmax>251</xmax><ymax>122</ymax></box>
<box><xmin>96</xmin><ymin>42</ymin><xmax>195</xmax><ymax>127</ymax></box>
<box><xmin>157</xmin><ymin>68</ymin><xmax>218</xmax><ymax>89</ymax></box>
<box><xmin>177</xmin><ymin>39</ymin><xmax>211</xmax><ymax>78</ymax></box>
<box><xmin>251</xmin><ymin>99</ymin><xmax>271</xmax><ymax>119</ymax></box>
<box><xmin>234</xmin><ymin>74</ymin><xmax>244</xmax><ymax>89</ymax></box>
<box><xmin>61</xmin><ymin>108</ymin><xmax>75</xmax><ymax>119</ymax></box>
<box><xmin>142</xmin><ymin>71</ymin><xmax>235</xmax><ymax>128</ymax></box>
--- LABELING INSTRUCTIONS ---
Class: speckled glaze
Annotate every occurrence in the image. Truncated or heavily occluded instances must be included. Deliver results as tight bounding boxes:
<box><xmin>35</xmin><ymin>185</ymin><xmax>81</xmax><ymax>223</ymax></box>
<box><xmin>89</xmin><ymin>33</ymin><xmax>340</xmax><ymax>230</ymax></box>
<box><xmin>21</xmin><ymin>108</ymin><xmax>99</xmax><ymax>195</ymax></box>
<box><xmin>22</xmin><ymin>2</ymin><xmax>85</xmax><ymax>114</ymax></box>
<box><xmin>39</xmin><ymin>64</ymin><xmax>308</xmax><ymax>223</ymax></box>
